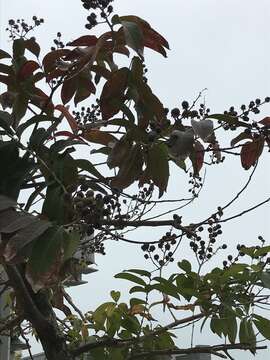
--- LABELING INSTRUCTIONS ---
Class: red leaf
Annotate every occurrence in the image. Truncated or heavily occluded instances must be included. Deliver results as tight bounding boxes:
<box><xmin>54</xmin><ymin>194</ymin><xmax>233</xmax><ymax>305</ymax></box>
<box><xmin>100</xmin><ymin>67</ymin><xmax>129</xmax><ymax>120</ymax></box>
<box><xmin>82</xmin><ymin>129</ymin><xmax>117</xmax><ymax>146</ymax></box>
<box><xmin>143</xmin><ymin>27</ymin><xmax>170</xmax><ymax>57</ymax></box>
<box><xmin>259</xmin><ymin>117</ymin><xmax>270</xmax><ymax>127</ymax></box>
<box><xmin>53</xmin><ymin>131</ymin><xmax>85</xmax><ymax>142</ymax></box>
<box><xmin>42</xmin><ymin>49</ymin><xmax>70</xmax><ymax>74</ymax></box>
<box><xmin>25</xmin><ymin>38</ymin><xmax>41</xmax><ymax>57</ymax></box>
<box><xmin>18</xmin><ymin>60</ymin><xmax>40</xmax><ymax>80</ymax></box>
<box><xmin>194</xmin><ymin>141</ymin><xmax>205</xmax><ymax>173</ymax></box>
<box><xmin>46</xmin><ymin>68</ymin><xmax>67</xmax><ymax>81</ymax></box>
<box><xmin>61</xmin><ymin>77</ymin><xmax>77</xmax><ymax>104</ymax></box>
<box><xmin>68</xmin><ymin>35</ymin><xmax>98</xmax><ymax>47</ymax></box>
<box><xmin>74</xmin><ymin>78</ymin><xmax>96</xmax><ymax>106</ymax></box>
<box><xmin>240</xmin><ymin>136</ymin><xmax>264</xmax><ymax>170</ymax></box>
<box><xmin>55</xmin><ymin>104</ymin><xmax>79</xmax><ymax>132</ymax></box>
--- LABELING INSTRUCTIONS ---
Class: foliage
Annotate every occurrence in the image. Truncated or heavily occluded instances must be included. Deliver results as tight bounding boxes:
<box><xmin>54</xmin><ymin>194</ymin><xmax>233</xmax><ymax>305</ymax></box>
<box><xmin>0</xmin><ymin>1</ymin><xmax>270</xmax><ymax>359</ymax></box>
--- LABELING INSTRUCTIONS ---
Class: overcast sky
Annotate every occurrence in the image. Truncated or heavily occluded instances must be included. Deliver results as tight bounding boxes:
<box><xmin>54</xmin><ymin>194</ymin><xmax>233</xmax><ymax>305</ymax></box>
<box><xmin>1</xmin><ymin>1</ymin><xmax>270</xmax><ymax>359</ymax></box>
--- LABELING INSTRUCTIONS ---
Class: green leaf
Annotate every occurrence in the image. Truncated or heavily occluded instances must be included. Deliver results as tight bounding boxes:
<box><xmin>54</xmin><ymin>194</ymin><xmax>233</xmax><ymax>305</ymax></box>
<box><xmin>139</xmin><ymin>143</ymin><xmax>169</xmax><ymax>197</ymax></box>
<box><xmin>261</xmin><ymin>271</ymin><xmax>270</xmax><ymax>289</ymax></box>
<box><xmin>254</xmin><ymin>246</ymin><xmax>270</xmax><ymax>257</ymax></box>
<box><xmin>121</xmin><ymin>315</ymin><xmax>140</xmax><ymax>334</ymax></box>
<box><xmin>253</xmin><ymin>314</ymin><xmax>270</xmax><ymax>340</ymax></box>
<box><xmin>178</xmin><ymin>260</ymin><xmax>192</xmax><ymax>273</ymax></box>
<box><xmin>208</xmin><ymin>113</ymin><xmax>249</xmax><ymax>128</ymax></box>
<box><xmin>115</xmin><ymin>272</ymin><xmax>146</xmax><ymax>287</ymax></box>
<box><xmin>126</xmin><ymin>269</ymin><xmax>151</xmax><ymax>278</ymax></box>
<box><xmin>75</xmin><ymin>159</ymin><xmax>105</xmax><ymax>180</ymax></box>
<box><xmin>27</xmin><ymin>227</ymin><xmax>70</xmax><ymax>275</ymax></box>
<box><xmin>110</xmin><ymin>290</ymin><xmax>121</xmax><ymax>303</ymax></box>
<box><xmin>151</xmin><ymin>277</ymin><xmax>180</xmax><ymax>300</ymax></box>
<box><xmin>210</xmin><ymin>316</ymin><xmax>224</xmax><ymax>338</ymax></box>
<box><xmin>120</xmin><ymin>20</ymin><xmax>144</xmax><ymax>57</ymax></box>
<box><xmin>129</xmin><ymin>286</ymin><xmax>148</xmax><ymax>294</ymax></box>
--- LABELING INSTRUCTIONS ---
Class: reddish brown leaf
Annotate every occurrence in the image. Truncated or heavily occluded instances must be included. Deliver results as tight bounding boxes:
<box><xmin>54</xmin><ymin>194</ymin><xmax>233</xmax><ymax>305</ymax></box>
<box><xmin>143</xmin><ymin>27</ymin><xmax>169</xmax><ymax>57</ymax></box>
<box><xmin>25</xmin><ymin>38</ymin><xmax>41</xmax><ymax>57</ymax></box>
<box><xmin>55</xmin><ymin>104</ymin><xmax>78</xmax><ymax>132</ymax></box>
<box><xmin>53</xmin><ymin>131</ymin><xmax>85</xmax><ymax>142</ymax></box>
<box><xmin>240</xmin><ymin>137</ymin><xmax>264</xmax><ymax>170</ymax></box>
<box><xmin>194</xmin><ymin>141</ymin><xmax>205</xmax><ymax>173</ymax></box>
<box><xmin>46</xmin><ymin>68</ymin><xmax>67</xmax><ymax>81</ymax></box>
<box><xmin>111</xmin><ymin>144</ymin><xmax>143</xmax><ymax>189</ymax></box>
<box><xmin>91</xmin><ymin>65</ymin><xmax>111</xmax><ymax>80</ymax></box>
<box><xmin>100</xmin><ymin>67</ymin><xmax>129</xmax><ymax>120</ymax></box>
<box><xmin>18</xmin><ymin>60</ymin><xmax>40</xmax><ymax>81</ymax></box>
<box><xmin>61</xmin><ymin>77</ymin><xmax>77</xmax><ymax>104</ymax></box>
<box><xmin>42</xmin><ymin>49</ymin><xmax>70</xmax><ymax>74</ymax></box>
<box><xmin>29</xmin><ymin>88</ymin><xmax>54</xmax><ymax>114</ymax></box>
<box><xmin>68</xmin><ymin>35</ymin><xmax>98</xmax><ymax>47</ymax></box>
<box><xmin>230</xmin><ymin>131</ymin><xmax>253</xmax><ymax>147</ymax></box>
<box><xmin>74</xmin><ymin>77</ymin><xmax>96</xmax><ymax>106</ymax></box>
<box><xmin>82</xmin><ymin>129</ymin><xmax>117</xmax><ymax>146</ymax></box>
<box><xmin>259</xmin><ymin>117</ymin><xmax>270</xmax><ymax>127</ymax></box>
<box><xmin>107</xmin><ymin>136</ymin><xmax>132</xmax><ymax>169</ymax></box>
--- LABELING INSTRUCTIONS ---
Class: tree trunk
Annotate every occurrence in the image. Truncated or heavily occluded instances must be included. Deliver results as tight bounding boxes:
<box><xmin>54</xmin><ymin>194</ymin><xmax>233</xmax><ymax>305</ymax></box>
<box><xmin>5</xmin><ymin>265</ymin><xmax>75</xmax><ymax>360</ymax></box>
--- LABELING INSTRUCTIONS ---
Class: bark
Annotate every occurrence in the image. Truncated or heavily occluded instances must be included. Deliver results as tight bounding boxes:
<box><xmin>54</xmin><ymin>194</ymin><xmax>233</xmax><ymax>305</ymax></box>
<box><xmin>5</xmin><ymin>264</ymin><xmax>74</xmax><ymax>360</ymax></box>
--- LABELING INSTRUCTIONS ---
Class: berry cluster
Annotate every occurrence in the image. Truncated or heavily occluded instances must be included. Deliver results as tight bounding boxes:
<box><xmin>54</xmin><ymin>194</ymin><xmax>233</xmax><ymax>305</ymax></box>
<box><xmin>141</xmin><ymin>232</ymin><xmax>177</xmax><ymax>268</ymax></box>
<box><xmin>170</xmin><ymin>100</ymin><xmax>209</xmax><ymax>122</ymax></box>
<box><xmin>188</xmin><ymin>172</ymin><xmax>203</xmax><ymax>197</ymax></box>
<box><xmin>50</xmin><ymin>32</ymin><xmax>65</xmax><ymax>51</ymax></box>
<box><xmin>81</xmin><ymin>0</ymin><xmax>114</xmax><ymax>30</ymax></box>
<box><xmin>72</xmin><ymin>102</ymin><xmax>101</xmax><ymax>126</ymax></box>
<box><xmin>6</xmin><ymin>17</ymin><xmax>44</xmax><ymax>40</ymax></box>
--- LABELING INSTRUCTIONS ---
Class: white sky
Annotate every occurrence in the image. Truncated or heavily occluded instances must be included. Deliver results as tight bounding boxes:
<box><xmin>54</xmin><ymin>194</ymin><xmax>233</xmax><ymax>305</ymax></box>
<box><xmin>1</xmin><ymin>0</ymin><xmax>270</xmax><ymax>359</ymax></box>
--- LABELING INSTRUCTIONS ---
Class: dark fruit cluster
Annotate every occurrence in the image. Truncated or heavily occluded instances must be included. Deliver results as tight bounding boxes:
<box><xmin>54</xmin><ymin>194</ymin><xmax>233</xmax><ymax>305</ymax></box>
<box><xmin>188</xmin><ymin>172</ymin><xmax>203</xmax><ymax>197</ymax></box>
<box><xmin>221</xmin><ymin>97</ymin><xmax>270</xmax><ymax>131</ymax></box>
<box><xmin>141</xmin><ymin>232</ymin><xmax>177</xmax><ymax>268</ymax></box>
<box><xmin>6</xmin><ymin>17</ymin><xmax>44</xmax><ymax>40</ymax></box>
<box><xmin>72</xmin><ymin>102</ymin><xmax>101</xmax><ymax>126</ymax></box>
<box><xmin>81</xmin><ymin>0</ymin><xmax>114</xmax><ymax>30</ymax></box>
<box><xmin>170</xmin><ymin>101</ymin><xmax>209</xmax><ymax>122</ymax></box>
<box><xmin>50</xmin><ymin>32</ymin><xmax>65</xmax><ymax>51</ymax></box>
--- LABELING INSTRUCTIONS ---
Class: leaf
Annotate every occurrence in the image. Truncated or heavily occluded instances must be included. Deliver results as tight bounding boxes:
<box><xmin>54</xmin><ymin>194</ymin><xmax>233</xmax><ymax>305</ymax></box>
<box><xmin>111</xmin><ymin>144</ymin><xmax>143</xmax><ymax>189</ymax></box>
<box><xmin>107</xmin><ymin>136</ymin><xmax>132</xmax><ymax>169</ymax></box>
<box><xmin>129</xmin><ymin>286</ymin><xmax>148</xmax><ymax>294</ymax></box>
<box><xmin>253</xmin><ymin>314</ymin><xmax>270</xmax><ymax>340</ymax></box>
<box><xmin>25</xmin><ymin>38</ymin><xmax>41</xmax><ymax>57</ymax></box>
<box><xmin>61</xmin><ymin>77</ymin><xmax>77</xmax><ymax>104</ymax></box>
<box><xmin>4</xmin><ymin>219</ymin><xmax>51</xmax><ymax>262</ymax></box>
<box><xmin>191</xmin><ymin>119</ymin><xmax>214</xmax><ymax>142</ymax></box>
<box><xmin>100</xmin><ymin>67</ymin><xmax>129</xmax><ymax>120</ymax></box>
<box><xmin>210</xmin><ymin>316</ymin><xmax>224</xmax><ymax>338</ymax></box>
<box><xmin>0</xmin><ymin>49</ymin><xmax>11</xmax><ymax>60</ymax></box>
<box><xmin>68</xmin><ymin>35</ymin><xmax>98</xmax><ymax>46</ymax></box>
<box><xmin>75</xmin><ymin>159</ymin><xmax>104</xmax><ymax>180</ymax></box>
<box><xmin>74</xmin><ymin>77</ymin><xmax>96</xmax><ymax>106</ymax></box>
<box><xmin>55</xmin><ymin>104</ymin><xmax>79</xmax><ymax>132</ymax></box>
<box><xmin>259</xmin><ymin>117</ymin><xmax>270</xmax><ymax>127</ymax></box>
<box><xmin>0</xmin><ymin>195</ymin><xmax>16</xmax><ymax>211</ymax></box>
<box><xmin>226</xmin><ymin>314</ymin><xmax>237</xmax><ymax>343</ymax></box>
<box><xmin>240</xmin><ymin>136</ymin><xmax>264</xmax><ymax>170</ymax></box>
<box><xmin>178</xmin><ymin>260</ymin><xmax>192</xmax><ymax>273</ymax></box>
<box><xmin>230</xmin><ymin>131</ymin><xmax>253</xmax><ymax>147</ymax></box>
<box><xmin>139</xmin><ymin>143</ymin><xmax>169</xmax><ymax>198</ymax></box>
<box><xmin>239</xmin><ymin>319</ymin><xmax>256</xmax><ymax>346</ymax></box>
<box><xmin>208</xmin><ymin>113</ymin><xmax>249</xmax><ymax>128</ymax></box>
<box><xmin>120</xmin><ymin>20</ymin><xmax>144</xmax><ymax>57</ymax></box>
<box><xmin>115</xmin><ymin>272</ymin><xmax>146</xmax><ymax>287</ymax></box>
<box><xmin>150</xmin><ymin>280</ymin><xmax>180</xmax><ymax>300</ymax></box>
<box><xmin>18</xmin><ymin>60</ymin><xmax>40</xmax><ymax>81</ymax></box>
<box><xmin>43</xmin><ymin>49</ymin><xmax>70</xmax><ymax>74</ymax></box>
<box><xmin>192</xmin><ymin>140</ymin><xmax>204</xmax><ymax>175</ymax></box>
<box><xmin>1</xmin><ymin>213</ymin><xmax>36</xmax><ymax>234</ymax></box>
<box><xmin>126</xmin><ymin>269</ymin><xmax>151</xmax><ymax>278</ymax></box>
<box><xmin>16</xmin><ymin>115</ymin><xmax>56</xmax><ymax>138</ymax></box>
<box><xmin>111</xmin><ymin>291</ymin><xmax>121</xmax><ymax>302</ymax></box>
<box><xmin>12</xmin><ymin>94</ymin><xmax>28</xmax><ymax>123</ymax></box>
<box><xmin>83</xmin><ymin>129</ymin><xmax>117</xmax><ymax>146</ymax></box>
<box><xmin>0</xmin><ymin>111</ymin><xmax>13</xmax><ymax>135</ymax></box>
<box><xmin>26</xmin><ymin>227</ymin><xmax>73</xmax><ymax>290</ymax></box>
<box><xmin>260</xmin><ymin>272</ymin><xmax>270</xmax><ymax>289</ymax></box>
